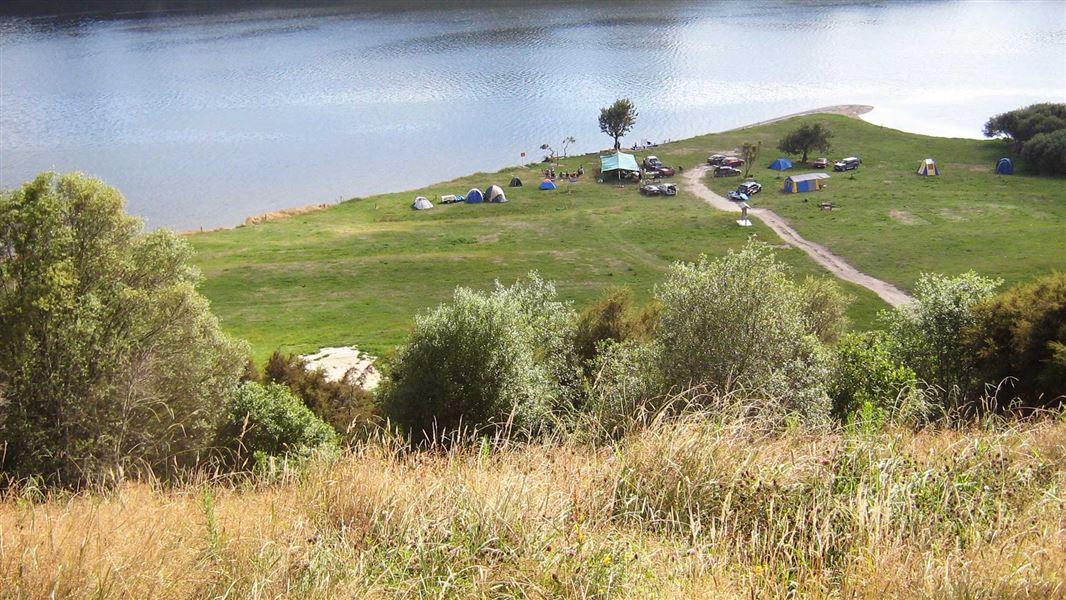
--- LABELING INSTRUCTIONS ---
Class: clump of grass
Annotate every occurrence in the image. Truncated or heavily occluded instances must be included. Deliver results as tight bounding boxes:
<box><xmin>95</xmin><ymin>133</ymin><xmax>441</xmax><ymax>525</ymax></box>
<box><xmin>2</xmin><ymin>410</ymin><xmax>1064</xmax><ymax>598</ymax></box>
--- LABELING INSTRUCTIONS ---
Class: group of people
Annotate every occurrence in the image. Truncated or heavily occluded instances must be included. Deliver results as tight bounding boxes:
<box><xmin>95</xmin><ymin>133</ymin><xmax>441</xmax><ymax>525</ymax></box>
<box><xmin>543</xmin><ymin>166</ymin><xmax>585</xmax><ymax>180</ymax></box>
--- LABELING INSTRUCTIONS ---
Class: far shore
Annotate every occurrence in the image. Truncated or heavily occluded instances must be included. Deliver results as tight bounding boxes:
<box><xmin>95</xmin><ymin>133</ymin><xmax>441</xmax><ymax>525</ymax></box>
<box><xmin>187</xmin><ymin>104</ymin><xmax>875</xmax><ymax>235</ymax></box>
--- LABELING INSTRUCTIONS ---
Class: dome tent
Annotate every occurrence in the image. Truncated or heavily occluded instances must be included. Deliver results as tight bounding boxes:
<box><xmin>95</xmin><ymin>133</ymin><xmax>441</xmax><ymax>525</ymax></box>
<box><xmin>996</xmin><ymin>157</ymin><xmax>1014</xmax><ymax>175</ymax></box>
<box><xmin>465</xmin><ymin>188</ymin><xmax>484</xmax><ymax>203</ymax></box>
<box><xmin>509</xmin><ymin>176</ymin><xmax>523</xmax><ymax>187</ymax></box>
<box><xmin>484</xmin><ymin>185</ymin><xmax>508</xmax><ymax>203</ymax></box>
<box><xmin>539</xmin><ymin>179</ymin><xmax>557</xmax><ymax>190</ymax></box>
<box><xmin>769</xmin><ymin>158</ymin><xmax>793</xmax><ymax>171</ymax></box>
<box><xmin>411</xmin><ymin>196</ymin><xmax>433</xmax><ymax>210</ymax></box>
<box><xmin>916</xmin><ymin>158</ymin><xmax>940</xmax><ymax>176</ymax></box>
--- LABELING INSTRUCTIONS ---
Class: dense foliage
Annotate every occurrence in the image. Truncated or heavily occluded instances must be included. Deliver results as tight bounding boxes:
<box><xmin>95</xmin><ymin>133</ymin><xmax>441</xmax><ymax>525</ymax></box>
<box><xmin>654</xmin><ymin>242</ymin><xmax>837</xmax><ymax>422</ymax></box>
<box><xmin>0</xmin><ymin>172</ymin><xmax>246</xmax><ymax>485</ymax></box>
<box><xmin>381</xmin><ymin>274</ymin><xmax>577</xmax><ymax>439</ymax></box>
<box><xmin>219</xmin><ymin>382</ymin><xmax>337</xmax><ymax>467</ymax></box>
<box><xmin>598</xmin><ymin>98</ymin><xmax>637</xmax><ymax>150</ymax></box>
<box><xmin>882</xmin><ymin>271</ymin><xmax>1001</xmax><ymax>414</ymax></box>
<box><xmin>984</xmin><ymin>103</ymin><xmax>1066</xmax><ymax>174</ymax></box>
<box><xmin>777</xmin><ymin>123</ymin><xmax>833</xmax><ymax>163</ymax></box>
<box><xmin>573</xmin><ymin>287</ymin><xmax>657</xmax><ymax>369</ymax></box>
<box><xmin>969</xmin><ymin>272</ymin><xmax>1066</xmax><ymax>409</ymax></box>
<box><xmin>828</xmin><ymin>332</ymin><xmax>921</xmax><ymax>423</ymax></box>
<box><xmin>263</xmin><ymin>351</ymin><xmax>378</xmax><ymax>441</ymax></box>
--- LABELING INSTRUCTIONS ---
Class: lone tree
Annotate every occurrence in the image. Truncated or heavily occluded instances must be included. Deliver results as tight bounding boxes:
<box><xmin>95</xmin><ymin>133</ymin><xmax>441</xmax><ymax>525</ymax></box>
<box><xmin>599</xmin><ymin>98</ymin><xmax>637</xmax><ymax>150</ymax></box>
<box><xmin>740</xmin><ymin>141</ymin><xmax>761</xmax><ymax>178</ymax></box>
<box><xmin>778</xmin><ymin>123</ymin><xmax>833</xmax><ymax>163</ymax></box>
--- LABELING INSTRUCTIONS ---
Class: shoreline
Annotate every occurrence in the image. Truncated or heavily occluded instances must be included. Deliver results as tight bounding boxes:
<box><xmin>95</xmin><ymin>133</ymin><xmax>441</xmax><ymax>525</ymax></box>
<box><xmin>189</xmin><ymin>105</ymin><xmax>875</xmax><ymax>235</ymax></box>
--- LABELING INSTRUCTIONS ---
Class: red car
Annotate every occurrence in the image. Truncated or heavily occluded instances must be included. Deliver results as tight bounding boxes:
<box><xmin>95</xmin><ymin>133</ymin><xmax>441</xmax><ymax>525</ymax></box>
<box><xmin>812</xmin><ymin>158</ymin><xmax>828</xmax><ymax>168</ymax></box>
<box><xmin>721</xmin><ymin>157</ymin><xmax>745</xmax><ymax>168</ymax></box>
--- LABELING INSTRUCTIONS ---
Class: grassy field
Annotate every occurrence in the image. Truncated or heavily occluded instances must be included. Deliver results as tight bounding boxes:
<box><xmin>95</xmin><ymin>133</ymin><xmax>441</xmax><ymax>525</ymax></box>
<box><xmin>189</xmin><ymin>113</ymin><xmax>1064</xmax><ymax>361</ymax></box>
<box><xmin>4</xmin><ymin>415</ymin><xmax>1064</xmax><ymax>598</ymax></box>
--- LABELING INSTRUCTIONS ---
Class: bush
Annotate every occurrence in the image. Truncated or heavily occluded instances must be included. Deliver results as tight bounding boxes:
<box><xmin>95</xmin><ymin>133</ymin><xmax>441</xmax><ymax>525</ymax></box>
<box><xmin>969</xmin><ymin>272</ymin><xmax>1066</xmax><ymax>409</ymax></box>
<box><xmin>381</xmin><ymin>274</ymin><xmax>577</xmax><ymax>439</ymax></box>
<box><xmin>573</xmin><ymin>287</ymin><xmax>658</xmax><ymax>368</ymax></box>
<box><xmin>829</xmin><ymin>332</ymin><xmax>924</xmax><ymax>424</ymax></box>
<box><xmin>654</xmin><ymin>241</ymin><xmax>831</xmax><ymax>422</ymax></box>
<box><xmin>984</xmin><ymin>103</ymin><xmax>1066</xmax><ymax>143</ymax></box>
<box><xmin>264</xmin><ymin>352</ymin><xmax>379</xmax><ymax>441</ymax></box>
<box><xmin>0</xmin><ymin>172</ymin><xmax>246</xmax><ymax>485</ymax></box>
<box><xmin>882</xmin><ymin>271</ymin><xmax>1001</xmax><ymax>415</ymax></box>
<box><xmin>220</xmin><ymin>382</ymin><xmax>337</xmax><ymax>467</ymax></box>
<box><xmin>799</xmin><ymin>276</ymin><xmax>850</xmax><ymax>344</ymax></box>
<box><xmin>1020</xmin><ymin>129</ymin><xmax>1066</xmax><ymax>175</ymax></box>
<box><xmin>583</xmin><ymin>340</ymin><xmax>665</xmax><ymax>438</ymax></box>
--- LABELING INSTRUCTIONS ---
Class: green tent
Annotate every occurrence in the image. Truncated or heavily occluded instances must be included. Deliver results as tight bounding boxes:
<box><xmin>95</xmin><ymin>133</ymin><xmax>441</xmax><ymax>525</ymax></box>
<box><xmin>600</xmin><ymin>151</ymin><xmax>640</xmax><ymax>180</ymax></box>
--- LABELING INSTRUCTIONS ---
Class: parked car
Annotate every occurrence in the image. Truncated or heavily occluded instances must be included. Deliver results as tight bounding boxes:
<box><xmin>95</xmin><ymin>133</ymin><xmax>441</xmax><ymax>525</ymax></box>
<box><xmin>643</xmin><ymin>156</ymin><xmax>675</xmax><ymax>177</ymax></box>
<box><xmin>737</xmin><ymin>181</ymin><xmax>762</xmax><ymax>195</ymax></box>
<box><xmin>714</xmin><ymin>166</ymin><xmax>742</xmax><ymax>177</ymax></box>
<box><xmin>727</xmin><ymin>190</ymin><xmax>750</xmax><ymax>201</ymax></box>
<box><xmin>833</xmin><ymin>156</ymin><xmax>861</xmax><ymax>171</ymax></box>
<box><xmin>721</xmin><ymin>157</ymin><xmax>745</xmax><ymax>168</ymax></box>
<box><xmin>707</xmin><ymin>154</ymin><xmax>727</xmax><ymax>165</ymax></box>
<box><xmin>812</xmin><ymin>157</ymin><xmax>828</xmax><ymax>168</ymax></box>
<box><xmin>640</xmin><ymin>183</ymin><xmax>662</xmax><ymax>196</ymax></box>
<box><xmin>658</xmin><ymin>183</ymin><xmax>678</xmax><ymax>196</ymax></box>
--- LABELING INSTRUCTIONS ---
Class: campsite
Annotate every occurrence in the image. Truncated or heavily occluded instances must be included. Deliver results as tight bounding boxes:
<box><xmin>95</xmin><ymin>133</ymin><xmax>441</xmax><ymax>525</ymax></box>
<box><xmin>190</xmin><ymin>113</ymin><xmax>1065</xmax><ymax>360</ymax></box>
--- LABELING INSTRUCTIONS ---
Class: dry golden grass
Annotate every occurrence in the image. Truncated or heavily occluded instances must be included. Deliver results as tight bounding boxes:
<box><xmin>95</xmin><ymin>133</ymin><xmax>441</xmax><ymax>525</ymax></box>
<box><xmin>2</xmin><ymin>417</ymin><xmax>1064</xmax><ymax>599</ymax></box>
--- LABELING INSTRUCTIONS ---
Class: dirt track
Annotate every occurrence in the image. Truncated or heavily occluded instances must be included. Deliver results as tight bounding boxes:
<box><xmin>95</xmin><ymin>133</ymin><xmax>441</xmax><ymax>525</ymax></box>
<box><xmin>683</xmin><ymin>165</ymin><xmax>912</xmax><ymax>307</ymax></box>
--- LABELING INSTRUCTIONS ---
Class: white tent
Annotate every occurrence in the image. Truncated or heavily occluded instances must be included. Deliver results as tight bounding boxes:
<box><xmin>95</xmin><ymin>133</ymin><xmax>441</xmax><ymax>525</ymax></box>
<box><xmin>484</xmin><ymin>185</ymin><xmax>508</xmax><ymax>203</ymax></box>
<box><xmin>411</xmin><ymin>196</ymin><xmax>434</xmax><ymax>210</ymax></box>
<box><xmin>916</xmin><ymin>158</ymin><xmax>940</xmax><ymax>176</ymax></box>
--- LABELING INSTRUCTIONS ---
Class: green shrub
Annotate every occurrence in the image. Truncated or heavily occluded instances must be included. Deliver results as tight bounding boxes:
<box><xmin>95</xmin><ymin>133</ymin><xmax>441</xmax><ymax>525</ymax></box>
<box><xmin>829</xmin><ymin>332</ymin><xmax>924</xmax><ymax>424</ymax></box>
<box><xmin>264</xmin><ymin>352</ymin><xmax>379</xmax><ymax>441</ymax></box>
<box><xmin>654</xmin><ymin>241</ymin><xmax>831</xmax><ymax>423</ymax></box>
<box><xmin>969</xmin><ymin>272</ymin><xmax>1066</xmax><ymax>409</ymax></box>
<box><xmin>882</xmin><ymin>271</ymin><xmax>1001</xmax><ymax>415</ymax></box>
<box><xmin>573</xmin><ymin>287</ymin><xmax>658</xmax><ymax>368</ymax></box>
<box><xmin>381</xmin><ymin>274</ymin><xmax>577</xmax><ymax>439</ymax></box>
<box><xmin>220</xmin><ymin>382</ymin><xmax>337</xmax><ymax>466</ymax></box>
<box><xmin>799</xmin><ymin>276</ymin><xmax>851</xmax><ymax>344</ymax></box>
<box><xmin>0</xmin><ymin>172</ymin><xmax>246</xmax><ymax>486</ymax></box>
<box><xmin>584</xmin><ymin>340</ymin><xmax>665</xmax><ymax>438</ymax></box>
<box><xmin>1020</xmin><ymin>129</ymin><xmax>1066</xmax><ymax>175</ymax></box>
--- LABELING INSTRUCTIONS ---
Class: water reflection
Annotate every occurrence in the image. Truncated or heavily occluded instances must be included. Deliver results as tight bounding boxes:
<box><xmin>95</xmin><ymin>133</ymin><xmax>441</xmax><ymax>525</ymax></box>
<box><xmin>0</xmin><ymin>0</ymin><xmax>1063</xmax><ymax>229</ymax></box>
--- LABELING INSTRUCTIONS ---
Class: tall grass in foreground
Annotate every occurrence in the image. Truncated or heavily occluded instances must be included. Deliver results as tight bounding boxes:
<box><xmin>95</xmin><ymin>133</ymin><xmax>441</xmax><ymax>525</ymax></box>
<box><xmin>2</xmin><ymin>410</ymin><xmax>1064</xmax><ymax>599</ymax></box>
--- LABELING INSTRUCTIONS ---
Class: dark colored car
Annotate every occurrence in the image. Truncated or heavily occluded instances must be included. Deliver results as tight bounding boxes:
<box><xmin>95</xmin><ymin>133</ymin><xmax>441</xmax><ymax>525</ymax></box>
<box><xmin>644</xmin><ymin>155</ymin><xmax>676</xmax><ymax>177</ymax></box>
<box><xmin>833</xmin><ymin>156</ymin><xmax>861</xmax><ymax>171</ymax></box>
<box><xmin>714</xmin><ymin>166</ymin><xmax>742</xmax><ymax>177</ymax></box>
<box><xmin>812</xmin><ymin>158</ymin><xmax>828</xmax><ymax>168</ymax></box>
<box><xmin>640</xmin><ymin>183</ymin><xmax>662</xmax><ymax>196</ymax></box>
<box><xmin>721</xmin><ymin>157</ymin><xmax>745</xmax><ymax>168</ymax></box>
<box><xmin>707</xmin><ymin>154</ymin><xmax>727</xmax><ymax>165</ymax></box>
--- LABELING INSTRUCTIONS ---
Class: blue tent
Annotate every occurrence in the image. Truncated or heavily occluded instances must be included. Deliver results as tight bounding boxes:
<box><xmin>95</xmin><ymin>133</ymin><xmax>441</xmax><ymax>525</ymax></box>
<box><xmin>465</xmin><ymin>188</ymin><xmax>484</xmax><ymax>203</ymax></box>
<box><xmin>769</xmin><ymin>158</ymin><xmax>793</xmax><ymax>171</ymax></box>
<box><xmin>539</xmin><ymin>179</ymin><xmax>557</xmax><ymax>190</ymax></box>
<box><xmin>996</xmin><ymin>157</ymin><xmax>1014</xmax><ymax>175</ymax></box>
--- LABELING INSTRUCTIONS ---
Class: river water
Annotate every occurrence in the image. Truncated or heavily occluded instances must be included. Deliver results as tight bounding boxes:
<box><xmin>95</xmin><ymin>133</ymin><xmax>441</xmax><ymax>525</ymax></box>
<box><xmin>2</xmin><ymin>1</ymin><xmax>1063</xmax><ymax>229</ymax></box>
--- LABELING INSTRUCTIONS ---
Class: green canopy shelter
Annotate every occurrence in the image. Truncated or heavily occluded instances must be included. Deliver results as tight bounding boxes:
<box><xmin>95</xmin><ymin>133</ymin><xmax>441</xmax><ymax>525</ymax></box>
<box><xmin>600</xmin><ymin>151</ymin><xmax>640</xmax><ymax>181</ymax></box>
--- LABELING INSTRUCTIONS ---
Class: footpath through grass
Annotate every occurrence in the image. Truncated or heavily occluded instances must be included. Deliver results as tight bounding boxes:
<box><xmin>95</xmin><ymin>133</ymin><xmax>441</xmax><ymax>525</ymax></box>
<box><xmin>190</xmin><ymin>114</ymin><xmax>1064</xmax><ymax>361</ymax></box>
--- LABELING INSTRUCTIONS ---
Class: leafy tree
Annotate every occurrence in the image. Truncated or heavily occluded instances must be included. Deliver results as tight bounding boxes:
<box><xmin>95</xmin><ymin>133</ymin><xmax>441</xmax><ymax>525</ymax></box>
<box><xmin>777</xmin><ymin>123</ymin><xmax>833</xmax><ymax>163</ymax></box>
<box><xmin>799</xmin><ymin>276</ymin><xmax>851</xmax><ymax>344</ymax></box>
<box><xmin>740</xmin><ymin>141</ymin><xmax>761</xmax><ymax>178</ymax></box>
<box><xmin>599</xmin><ymin>98</ymin><xmax>637</xmax><ymax>150</ymax></box>
<box><xmin>654</xmin><ymin>241</ymin><xmax>832</xmax><ymax>423</ymax></box>
<box><xmin>969</xmin><ymin>272</ymin><xmax>1066</xmax><ymax>409</ymax></box>
<box><xmin>882</xmin><ymin>271</ymin><xmax>1001</xmax><ymax>415</ymax></box>
<box><xmin>381</xmin><ymin>274</ymin><xmax>577</xmax><ymax>440</ymax></box>
<box><xmin>219</xmin><ymin>382</ymin><xmax>337</xmax><ymax>468</ymax></box>
<box><xmin>561</xmin><ymin>136</ymin><xmax>577</xmax><ymax>158</ymax></box>
<box><xmin>983</xmin><ymin>103</ymin><xmax>1066</xmax><ymax>143</ymax></box>
<box><xmin>0</xmin><ymin>172</ymin><xmax>246</xmax><ymax>485</ymax></box>
<box><xmin>1020</xmin><ymin>129</ymin><xmax>1066</xmax><ymax>175</ymax></box>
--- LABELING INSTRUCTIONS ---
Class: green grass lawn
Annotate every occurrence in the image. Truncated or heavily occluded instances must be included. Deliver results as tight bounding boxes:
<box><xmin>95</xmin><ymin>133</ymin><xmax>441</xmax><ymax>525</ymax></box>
<box><xmin>190</xmin><ymin>114</ymin><xmax>1063</xmax><ymax>361</ymax></box>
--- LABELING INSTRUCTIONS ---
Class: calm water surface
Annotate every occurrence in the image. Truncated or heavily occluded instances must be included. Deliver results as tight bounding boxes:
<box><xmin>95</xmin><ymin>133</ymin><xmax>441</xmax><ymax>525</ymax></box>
<box><xmin>2</xmin><ymin>1</ymin><xmax>1064</xmax><ymax>229</ymax></box>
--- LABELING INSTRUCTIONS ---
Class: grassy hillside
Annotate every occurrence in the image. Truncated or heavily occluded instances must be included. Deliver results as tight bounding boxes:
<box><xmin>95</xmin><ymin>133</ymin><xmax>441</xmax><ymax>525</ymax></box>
<box><xmin>3</xmin><ymin>417</ymin><xmax>1064</xmax><ymax>598</ymax></box>
<box><xmin>189</xmin><ymin>114</ymin><xmax>1064</xmax><ymax>361</ymax></box>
